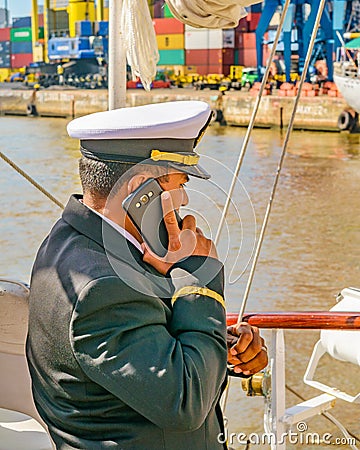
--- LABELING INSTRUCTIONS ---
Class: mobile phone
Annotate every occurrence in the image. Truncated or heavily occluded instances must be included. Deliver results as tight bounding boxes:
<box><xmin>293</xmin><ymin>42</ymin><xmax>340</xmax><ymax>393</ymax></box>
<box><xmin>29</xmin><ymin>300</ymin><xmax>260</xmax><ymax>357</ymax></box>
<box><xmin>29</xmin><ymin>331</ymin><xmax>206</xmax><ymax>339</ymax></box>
<box><xmin>122</xmin><ymin>178</ymin><xmax>182</xmax><ymax>257</ymax></box>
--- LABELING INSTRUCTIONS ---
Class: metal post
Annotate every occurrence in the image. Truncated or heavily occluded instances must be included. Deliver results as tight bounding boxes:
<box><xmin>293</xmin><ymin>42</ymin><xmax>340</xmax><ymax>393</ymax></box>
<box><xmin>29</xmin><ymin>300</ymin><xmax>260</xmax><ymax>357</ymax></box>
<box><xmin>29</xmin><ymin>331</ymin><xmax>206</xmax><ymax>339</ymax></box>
<box><xmin>43</xmin><ymin>0</ymin><xmax>50</xmax><ymax>63</ymax></box>
<box><xmin>31</xmin><ymin>0</ymin><xmax>39</xmax><ymax>52</ymax></box>
<box><xmin>270</xmin><ymin>329</ymin><xmax>286</xmax><ymax>449</ymax></box>
<box><xmin>108</xmin><ymin>0</ymin><xmax>127</xmax><ymax>110</ymax></box>
<box><xmin>97</xmin><ymin>0</ymin><xmax>104</xmax><ymax>22</ymax></box>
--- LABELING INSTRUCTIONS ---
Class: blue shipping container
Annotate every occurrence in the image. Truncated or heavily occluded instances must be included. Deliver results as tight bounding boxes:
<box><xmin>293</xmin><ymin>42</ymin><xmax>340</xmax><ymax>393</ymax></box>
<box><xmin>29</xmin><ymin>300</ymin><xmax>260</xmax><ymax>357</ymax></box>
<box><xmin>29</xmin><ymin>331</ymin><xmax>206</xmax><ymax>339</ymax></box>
<box><xmin>12</xmin><ymin>16</ymin><xmax>32</xmax><ymax>28</ymax></box>
<box><xmin>77</xmin><ymin>37</ymin><xmax>90</xmax><ymax>50</ymax></box>
<box><xmin>96</xmin><ymin>21</ymin><xmax>108</xmax><ymax>37</ymax></box>
<box><xmin>0</xmin><ymin>49</ymin><xmax>10</xmax><ymax>58</ymax></box>
<box><xmin>75</xmin><ymin>21</ymin><xmax>93</xmax><ymax>37</ymax></box>
<box><xmin>11</xmin><ymin>41</ymin><xmax>33</xmax><ymax>54</ymax></box>
<box><xmin>48</xmin><ymin>38</ymin><xmax>72</xmax><ymax>59</ymax></box>
<box><xmin>0</xmin><ymin>41</ymin><xmax>10</xmax><ymax>53</ymax></box>
<box><xmin>0</xmin><ymin>54</ymin><xmax>11</xmax><ymax>67</ymax></box>
<box><xmin>250</xmin><ymin>3</ymin><xmax>262</xmax><ymax>12</ymax></box>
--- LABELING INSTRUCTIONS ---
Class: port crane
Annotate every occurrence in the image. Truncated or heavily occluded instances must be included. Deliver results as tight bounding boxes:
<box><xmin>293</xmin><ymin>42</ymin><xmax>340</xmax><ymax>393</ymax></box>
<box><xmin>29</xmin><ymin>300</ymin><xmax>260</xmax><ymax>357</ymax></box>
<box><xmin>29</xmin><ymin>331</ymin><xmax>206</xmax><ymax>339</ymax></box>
<box><xmin>255</xmin><ymin>0</ymin><xmax>360</xmax><ymax>81</ymax></box>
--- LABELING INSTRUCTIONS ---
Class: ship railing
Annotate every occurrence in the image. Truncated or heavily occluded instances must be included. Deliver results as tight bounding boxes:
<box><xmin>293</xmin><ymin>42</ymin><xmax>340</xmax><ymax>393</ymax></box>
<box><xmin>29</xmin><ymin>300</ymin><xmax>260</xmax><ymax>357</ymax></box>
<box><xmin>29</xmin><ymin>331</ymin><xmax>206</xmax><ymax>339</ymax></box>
<box><xmin>334</xmin><ymin>61</ymin><xmax>360</xmax><ymax>79</ymax></box>
<box><xmin>226</xmin><ymin>311</ymin><xmax>360</xmax><ymax>450</ymax></box>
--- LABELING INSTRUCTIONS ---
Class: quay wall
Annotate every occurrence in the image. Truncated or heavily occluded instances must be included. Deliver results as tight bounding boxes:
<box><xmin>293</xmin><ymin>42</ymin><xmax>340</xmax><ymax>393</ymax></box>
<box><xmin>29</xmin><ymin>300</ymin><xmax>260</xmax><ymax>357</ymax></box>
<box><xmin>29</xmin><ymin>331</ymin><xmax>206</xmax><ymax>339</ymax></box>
<box><xmin>0</xmin><ymin>88</ymin><xmax>348</xmax><ymax>131</ymax></box>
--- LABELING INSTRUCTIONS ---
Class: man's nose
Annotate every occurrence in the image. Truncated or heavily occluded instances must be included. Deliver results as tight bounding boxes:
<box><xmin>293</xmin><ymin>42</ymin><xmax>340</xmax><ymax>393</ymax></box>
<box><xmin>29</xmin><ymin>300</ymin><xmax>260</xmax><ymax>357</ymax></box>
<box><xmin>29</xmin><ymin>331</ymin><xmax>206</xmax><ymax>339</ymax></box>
<box><xmin>181</xmin><ymin>188</ymin><xmax>189</xmax><ymax>206</ymax></box>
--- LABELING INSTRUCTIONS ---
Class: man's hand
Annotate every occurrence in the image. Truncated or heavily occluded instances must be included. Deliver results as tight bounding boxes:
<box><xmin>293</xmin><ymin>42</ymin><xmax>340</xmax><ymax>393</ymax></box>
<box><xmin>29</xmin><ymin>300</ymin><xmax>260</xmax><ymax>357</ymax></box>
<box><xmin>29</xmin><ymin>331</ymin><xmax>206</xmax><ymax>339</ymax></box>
<box><xmin>142</xmin><ymin>191</ymin><xmax>218</xmax><ymax>274</ymax></box>
<box><xmin>226</xmin><ymin>323</ymin><xmax>268</xmax><ymax>375</ymax></box>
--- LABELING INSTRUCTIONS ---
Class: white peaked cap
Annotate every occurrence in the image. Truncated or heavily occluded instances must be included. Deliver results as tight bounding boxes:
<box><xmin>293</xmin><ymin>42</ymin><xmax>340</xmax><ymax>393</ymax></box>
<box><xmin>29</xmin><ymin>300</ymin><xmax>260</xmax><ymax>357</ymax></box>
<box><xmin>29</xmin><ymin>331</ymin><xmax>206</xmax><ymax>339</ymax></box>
<box><xmin>67</xmin><ymin>101</ymin><xmax>211</xmax><ymax>140</ymax></box>
<box><xmin>67</xmin><ymin>101</ymin><xmax>213</xmax><ymax>179</ymax></box>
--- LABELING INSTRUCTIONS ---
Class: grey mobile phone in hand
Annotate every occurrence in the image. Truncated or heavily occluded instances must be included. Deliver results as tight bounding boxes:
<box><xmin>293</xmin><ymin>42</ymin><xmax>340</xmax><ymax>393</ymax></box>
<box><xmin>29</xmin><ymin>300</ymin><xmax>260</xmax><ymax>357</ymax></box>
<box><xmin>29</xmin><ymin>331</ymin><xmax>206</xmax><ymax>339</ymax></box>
<box><xmin>122</xmin><ymin>178</ymin><xmax>182</xmax><ymax>257</ymax></box>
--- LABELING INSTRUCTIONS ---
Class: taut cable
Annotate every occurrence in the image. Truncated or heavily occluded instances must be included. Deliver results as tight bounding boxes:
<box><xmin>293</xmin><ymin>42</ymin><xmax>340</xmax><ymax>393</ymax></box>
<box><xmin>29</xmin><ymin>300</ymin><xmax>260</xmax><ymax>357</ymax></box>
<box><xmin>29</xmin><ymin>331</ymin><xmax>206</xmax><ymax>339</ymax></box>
<box><xmin>0</xmin><ymin>151</ymin><xmax>64</xmax><ymax>209</ymax></box>
<box><xmin>214</xmin><ymin>0</ymin><xmax>292</xmax><ymax>248</ymax></box>
<box><xmin>236</xmin><ymin>0</ymin><xmax>327</xmax><ymax>324</ymax></box>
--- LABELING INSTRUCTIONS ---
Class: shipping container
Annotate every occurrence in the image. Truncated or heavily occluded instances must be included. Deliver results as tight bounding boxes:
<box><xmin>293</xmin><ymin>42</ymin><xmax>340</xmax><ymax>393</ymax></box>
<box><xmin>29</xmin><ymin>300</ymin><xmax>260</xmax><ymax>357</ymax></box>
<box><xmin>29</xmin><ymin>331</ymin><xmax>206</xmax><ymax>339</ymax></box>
<box><xmin>11</xmin><ymin>41</ymin><xmax>33</xmax><ymax>54</ymax></box>
<box><xmin>0</xmin><ymin>49</ymin><xmax>10</xmax><ymax>59</ymax></box>
<box><xmin>157</xmin><ymin>34</ymin><xmax>184</xmax><ymax>50</ymax></box>
<box><xmin>247</xmin><ymin>12</ymin><xmax>261</xmax><ymax>32</ymax></box>
<box><xmin>12</xmin><ymin>16</ymin><xmax>32</xmax><ymax>28</ymax></box>
<box><xmin>0</xmin><ymin>27</ymin><xmax>11</xmax><ymax>41</ymax></box>
<box><xmin>0</xmin><ymin>41</ymin><xmax>10</xmax><ymax>53</ymax></box>
<box><xmin>38</xmin><ymin>14</ymin><xmax>44</xmax><ymax>27</ymax></box>
<box><xmin>194</xmin><ymin>64</ymin><xmax>223</xmax><ymax>76</ymax></box>
<box><xmin>48</xmin><ymin>36</ymin><xmax>90</xmax><ymax>59</ymax></box>
<box><xmin>164</xmin><ymin>3</ymin><xmax>174</xmax><ymax>18</ymax></box>
<box><xmin>235</xmin><ymin>17</ymin><xmax>249</xmax><ymax>33</ymax></box>
<box><xmin>222</xmin><ymin>48</ymin><xmax>235</xmax><ymax>65</ymax></box>
<box><xmin>250</xmin><ymin>3</ymin><xmax>262</xmax><ymax>13</ymax></box>
<box><xmin>11</xmin><ymin>27</ymin><xmax>32</xmax><ymax>42</ymax></box>
<box><xmin>75</xmin><ymin>20</ymin><xmax>93</xmax><ymax>37</ymax></box>
<box><xmin>48</xmin><ymin>37</ymin><xmax>72</xmax><ymax>59</ymax></box>
<box><xmin>11</xmin><ymin>53</ymin><xmax>33</xmax><ymax>68</ymax></box>
<box><xmin>94</xmin><ymin>21</ymin><xmax>108</xmax><ymax>36</ymax></box>
<box><xmin>0</xmin><ymin>55</ymin><xmax>11</xmax><ymax>68</ymax></box>
<box><xmin>185</xmin><ymin>49</ymin><xmax>222</xmax><ymax>66</ymax></box>
<box><xmin>0</xmin><ymin>47</ymin><xmax>10</xmax><ymax>57</ymax></box>
<box><xmin>153</xmin><ymin>18</ymin><xmax>184</xmax><ymax>35</ymax></box>
<box><xmin>158</xmin><ymin>49</ymin><xmax>184</xmax><ymax>65</ymax></box>
<box><xmin>185</xmin><ymin>29</ymin><xmax>223</xmax><ymax>50</ymax></box>
<box><xmin>236</xmin><ymin>48</ymin><xmax>257</xmax><ymax>67</ymax></box>
<box><xmin>236</xmin><ymin>32</ymin><xmax>256</xmax><ymax>49</ymax></box>
<box><xmin>223</xmin><ymin>30</ymin><xmax>235</xmax><ymax>48</ymax></box>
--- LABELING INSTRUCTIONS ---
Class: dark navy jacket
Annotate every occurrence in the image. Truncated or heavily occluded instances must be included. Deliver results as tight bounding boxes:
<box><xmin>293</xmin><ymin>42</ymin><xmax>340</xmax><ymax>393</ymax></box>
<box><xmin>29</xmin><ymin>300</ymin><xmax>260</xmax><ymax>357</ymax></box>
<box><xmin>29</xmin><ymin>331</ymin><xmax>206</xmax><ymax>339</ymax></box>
<box><xmin>27</xmin><ymin>195</ymin><xmax>228</xmax><ymax>449</ymax></box>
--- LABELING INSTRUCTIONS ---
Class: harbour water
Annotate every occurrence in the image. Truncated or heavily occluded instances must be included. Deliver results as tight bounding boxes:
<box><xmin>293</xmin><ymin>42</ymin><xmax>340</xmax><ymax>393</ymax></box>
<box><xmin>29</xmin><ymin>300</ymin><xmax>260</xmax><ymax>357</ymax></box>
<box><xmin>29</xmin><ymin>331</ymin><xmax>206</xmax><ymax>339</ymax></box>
<box><xmin>1</xmin><ymin>116</ymin><xmax>360</xmax><ymax>448</ymax></box>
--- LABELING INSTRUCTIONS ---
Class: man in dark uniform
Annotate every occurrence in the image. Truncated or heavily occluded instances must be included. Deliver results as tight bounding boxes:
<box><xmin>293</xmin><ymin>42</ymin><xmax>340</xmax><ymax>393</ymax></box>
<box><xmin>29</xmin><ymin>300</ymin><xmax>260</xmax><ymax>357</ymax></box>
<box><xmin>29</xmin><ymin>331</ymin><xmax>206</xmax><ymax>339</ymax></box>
<box><xmin>26</xmin><ymin>101</ymin><xmax>267</xmax><ymax>449</ymax></box>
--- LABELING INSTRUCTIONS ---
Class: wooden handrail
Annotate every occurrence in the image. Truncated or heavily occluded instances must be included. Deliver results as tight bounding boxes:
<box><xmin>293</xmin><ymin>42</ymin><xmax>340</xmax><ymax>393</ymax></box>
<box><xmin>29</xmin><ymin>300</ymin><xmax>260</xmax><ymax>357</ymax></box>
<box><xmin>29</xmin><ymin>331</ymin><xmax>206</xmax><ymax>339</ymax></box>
<box><xmin>226</xmin><ymin>312</ymin><xmax>360</xmax><ymax>329</ymax></box>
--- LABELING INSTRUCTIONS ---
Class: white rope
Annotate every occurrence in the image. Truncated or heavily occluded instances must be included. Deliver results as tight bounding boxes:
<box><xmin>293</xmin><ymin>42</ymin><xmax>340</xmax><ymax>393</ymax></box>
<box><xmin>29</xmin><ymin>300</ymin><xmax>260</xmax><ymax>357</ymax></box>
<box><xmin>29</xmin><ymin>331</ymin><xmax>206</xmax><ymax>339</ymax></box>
<box><xmin>120</xmin><ymin>0</ymin><xmax>159</xmax><ymax>91</ymax></box>
<box><xmin>165</xmin><ymin>0</ymin><xmax>260</xmax><ymax>29</ymax></box>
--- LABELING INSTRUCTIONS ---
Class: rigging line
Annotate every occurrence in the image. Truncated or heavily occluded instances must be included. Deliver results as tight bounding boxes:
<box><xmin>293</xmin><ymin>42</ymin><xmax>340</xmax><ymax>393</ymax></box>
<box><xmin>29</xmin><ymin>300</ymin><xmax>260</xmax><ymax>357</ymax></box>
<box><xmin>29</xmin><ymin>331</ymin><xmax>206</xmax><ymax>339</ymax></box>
<box><xmin>236</xmin><ymin>0</ymin><xmax>327</xmax><ymax>323</ymax></box>
<box><xmin>285</xmin><ymin>384</ymin><xmax>360</xmax><ymax>446</ymax></box>
<box><xmin>0</xmin><ymin>151</ymin><xmax>64</xmax><ymax>210</ymax></box>
<box><xmin>219</xmin><ymin>0</ymin><xmax>291</xmax><ymax>415</ymax></box>
<box><xmin>214</xmin><ymin>0</ymin><xmax>292</xmax><ymax>247</ymax></box>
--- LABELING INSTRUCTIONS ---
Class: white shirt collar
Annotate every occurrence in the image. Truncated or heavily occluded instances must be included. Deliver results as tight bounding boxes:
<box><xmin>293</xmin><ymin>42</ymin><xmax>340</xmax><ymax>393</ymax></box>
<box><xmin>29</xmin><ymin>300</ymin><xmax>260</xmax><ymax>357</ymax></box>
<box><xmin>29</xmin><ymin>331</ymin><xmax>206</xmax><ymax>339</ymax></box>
<box><xmin>83</xmin><ymin>202</ymin><xmax>144</xmax><ymax>254</ymax></box>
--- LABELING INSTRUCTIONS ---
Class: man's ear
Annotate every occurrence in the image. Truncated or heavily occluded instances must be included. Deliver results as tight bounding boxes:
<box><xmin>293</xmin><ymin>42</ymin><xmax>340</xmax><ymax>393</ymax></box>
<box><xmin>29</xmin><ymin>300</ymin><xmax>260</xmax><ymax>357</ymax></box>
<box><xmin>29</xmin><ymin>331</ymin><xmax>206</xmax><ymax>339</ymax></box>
<box><xmin>127</xmin><ymin>174</ymin><xmax>150</xmax><ymax>195</ymax></box>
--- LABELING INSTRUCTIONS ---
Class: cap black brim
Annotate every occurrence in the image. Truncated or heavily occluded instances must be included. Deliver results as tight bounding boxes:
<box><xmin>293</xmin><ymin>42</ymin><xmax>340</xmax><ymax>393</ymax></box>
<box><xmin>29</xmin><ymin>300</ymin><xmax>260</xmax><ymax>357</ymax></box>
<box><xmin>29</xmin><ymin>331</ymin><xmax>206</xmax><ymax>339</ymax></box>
<box><xmin>167</xmin><ymin>162</ymin><xmax>211</xmax><ymax>180</ymax></box>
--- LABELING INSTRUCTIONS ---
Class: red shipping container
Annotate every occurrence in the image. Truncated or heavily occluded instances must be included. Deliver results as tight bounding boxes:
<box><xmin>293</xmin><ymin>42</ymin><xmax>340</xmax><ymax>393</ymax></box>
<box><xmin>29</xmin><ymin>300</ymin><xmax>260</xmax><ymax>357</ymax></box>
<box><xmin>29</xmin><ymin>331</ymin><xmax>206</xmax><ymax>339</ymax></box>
<box><xmin>195</xmin><ymin>64</ymin><xmax>223</xmax><ymax>75</ymax></box>
<box><xmin>11</xmin><ymin>53</ymin><xmax>33</xmax><ymax>68</ymax></box>
<box><xmin>236</xmin><ymin>32</ymin><xmax>256</xmax><ymax>49</ymax></box>
<box><xmin>38</xmin><ymin>14</ymin><xmax>44</xmax><ymax>27</ymax></box>
<box><xmin>153</xmin><ymin>18</ymin><xmax>184</xmax><ymax>35</ymax></box>
<box><xmin>237</xmin><ymin>48</ymin><xmax>257</xmax><ymax>67</ymax></box>
<box><xmin>186</xmin><ymin>49</ymin><xmax>223</xmax><ymax>66</ymax></box>
<box><xmin>222</xmin><ymin>64</ymin><xmax>231</xmax><ymax>76</ymax></box>
<box><xmin>222</xmin><ymin>48</ymin><xmax>234</xmax><ymax>65</ymax></box>
<box><xmin>247</xmin><ymin>12</ymin><xmax>261</xmax><ymax>32</ymax></box>
<box><xmin>235</xmin><ymin>17</ymin><xmax>249</xmax><ymax>32</ymax></box>
<box><xmin>0</xmin><ymin>27</ymin><xmax>11</xmax><ymax>41</ymax></box>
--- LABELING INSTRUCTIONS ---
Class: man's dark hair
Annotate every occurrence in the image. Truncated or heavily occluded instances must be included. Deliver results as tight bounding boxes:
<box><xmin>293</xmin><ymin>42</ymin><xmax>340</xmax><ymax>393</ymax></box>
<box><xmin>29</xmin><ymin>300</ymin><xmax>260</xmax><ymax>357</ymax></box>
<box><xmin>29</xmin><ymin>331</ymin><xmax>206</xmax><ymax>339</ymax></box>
<box><xmin>79</xmin><ymin>156</ymin><xmax>169</xmax><ymax>198</ymax></box>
